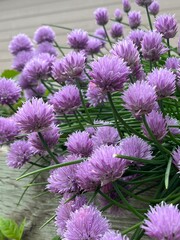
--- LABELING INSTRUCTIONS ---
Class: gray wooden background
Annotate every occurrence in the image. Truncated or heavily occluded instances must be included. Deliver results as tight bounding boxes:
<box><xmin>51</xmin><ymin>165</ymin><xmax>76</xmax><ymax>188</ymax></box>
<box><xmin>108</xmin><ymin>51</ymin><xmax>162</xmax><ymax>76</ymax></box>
<box><xmin>0</xmin><ymin>0</ymin><xmax>179</xmax><ymax>239</ymax></box>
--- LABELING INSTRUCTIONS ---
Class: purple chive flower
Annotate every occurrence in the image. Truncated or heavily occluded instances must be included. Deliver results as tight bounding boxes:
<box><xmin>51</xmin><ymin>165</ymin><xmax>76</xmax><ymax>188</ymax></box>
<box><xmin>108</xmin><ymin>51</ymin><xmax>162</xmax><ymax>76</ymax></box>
<box><xmin>34</xmin><ymin>26</ymin><xmax>55</xmax><ymax>44</ymax></box>
<box><xmin>18</xmin><ymin>73</ymin><xmax>39</xmax><ymax>89</ymax></box>
<box><xmin>128</xmin><ymin>11</ymin><xmax>141</xmax><ymax>29</ymax></box>
<box><xmin>86</xmin><ymin>82</ymin><xmax>107</xmax><ymax>107</ymax></box>
<box><xmin>92</xmin><ymin>126</ymin><xmax>120</xmax><ymax>148</ymax></box>
<box><xmin>7</xmin><ymin>140</ymin><xmax>32</xmax><ymax>168</ymax></box>
<box><xmin>9</xmin><ymin>33</ymin><xmax>33</xmax><ymax>56</ymax></box>
<box><xmin>67</xmin><ymin>29</ymin><xmax>88</xmax><ymax>50</ymax></box>
<box><xmin>28</xmin><ymin>124</ymin><xmax>60</xmax><ymax>154</ymax></box>
<box><xmin>22</xmin><ymin>53</ymin><xmax>54</xmax><ymax>83</ymax></box>
<box><xmin>128</xmin><ymin>29</ymin><xmax>145</xmax><ymax>49</ymax></box>
<box><xmin>15</xmin><ymin>98</ymin><xmax>54</xmax><ymax>133</ymax></box>
<box><xmin>0</xmin><ymin>78</ymin><xmax>21</xmax><ymax>105</ymax></box>
<box><xmin>165</xmin><ymin>57</ymin><xmax>180</xmax><ymax>70</ymax></box>
<box><xmin>155</xmin><ymin>14</ymin><xmax>178</xmax><ymax>39</ymax></box>
<box><xmin>64</xmin><ymin>205</ymin><xmax>109</xmax><ymax>240</ymax></box>
<box><xmin>86</xmin><ymin>37</ymin><xmax>102</xmax><ymax>55</ymax></box>
<box><xmin>94</xmin><ymin>8</ymin><xmax>109</xmax><ymax>26</ymax></box>
<box><xmin>114</xmin><ymin>9</ymin><xmax>123</xmax><ymax>22</ymax></box>
<box><xmin>101</xmin><ymin>230</ymin><xmax>129</xmax><ymax>240</ymax></box>
<box><xmin>12</xmin><ymin>50</ymin><xmax>34</xmax><ymax>71</ymax></box>
<box><xmin>35</xmin><ymin>41</ymin><xmax>57</xmax><ymax>56</ymax></box>
<box><xmin>148</xmin><ymin>1</ymin><xmax>160</xmax><ymax>16</ymax></box>
<box><xmin>147</xmin><ymin>68</ymin><xmax>176</xmax><ymax>98</ymax></box>
<box><xmin>142</xmin><ymin>31</ymin><xmax>168</xmax><ymax>61</ymax></box>
<box><xmin>0</xmin><ymin>117</ymin><xmax>19</xmax><ymax>145</ymax></box>
<box><xmin>55</xmin><ymin>195</ymin><xmax>87</xmax><ymax>236</ymax></box>
<box><xmin>65</xmin><ymin>131</ymin><xmax>93</xmax><ymax>157</ymax></box>
<box><xmin>47</xmin><ymin>154</ymin><xmax>80</xmax><ymax>194</ymax></box>
<box><xmin>165</xmin><ymin>116</ymin><xmax>180</xmax><ymax>135</ymax></box>
<box><xmin>110</xmin><ymin>23</ymin><xmax>123</xmax><ymax>39</ymax></box>
<box><xmin>49</xmin><ymin>85</ymin><xmax>81</xmax><ymax>114</ymax></box>
<box><xmin>76</xmin><ymin>160</ymin><xmax>100</xmax><ymax>191</ymax></box>
<box><xmin>122</xmin><ymin>81</ymin><xmax>157</xmax><ymax>118</ymax></box>
<box><xmin>24</xmin><ymin>83</ymin><xmax>46</xmax><ymax>100</ymax></box>
<box><xmin>85</xmin><ymin>120</ymin><xmax>112</xmax><ymax>137</ymax></box>
<box><xmin>119</xmin><ymin>135</ymin><xmax>152</xmax><ymax>165</ymax></box>
<box><xmin>94</xmin><ymin>28</ymin><xmax>106</xmax><ymax>39</ymax></box>
<box><xmin>111</xmin><ymin>39</ymin><xmax>140</xmax><ymax>70</ymax></box>
<box><xmin>142</xmin><ymin>110</ymin><xmax>167</xmax><ymax>141</ymax></box>
<box><xmin>142</xmin><ymin>202</ymin><xmax>180</xmax><ymax>240</ymax></box>
<box><xmin>52</xmin><ymin>51</ymin><xmax>85</xmax><ymax>82</ymax></box>
<box><xmin>90</xmin><ymin>55</ymin><xmax>130</xmax><ymax>92</ymax></box>
<box><xmin>122</xmin><ymin>0</ymin><xmax>131</xmax><ymax>13</ymax></box>
<box><xmin>135</xmin><ymin>0</ymin><xmax>153</xmax><ymax>7</ymax></box>
<box><xmin>172</xmin><ymin>147</ymin><xmax>180</xmax><ymax>171</ymax></box>
<box><xmin>89</xmin><ymin>145</ymin><xmax>128</xmax><ymax>185</ymax></box>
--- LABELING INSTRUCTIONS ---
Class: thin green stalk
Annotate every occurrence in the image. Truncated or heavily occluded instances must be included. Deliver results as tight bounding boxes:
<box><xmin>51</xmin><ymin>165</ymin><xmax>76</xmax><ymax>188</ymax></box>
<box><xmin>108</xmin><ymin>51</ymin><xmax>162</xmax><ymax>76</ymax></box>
<box><xmin>42</xmin><ymin>80</ymin><xmax>53</xmax><ymax>94</ymax></box>
<box><xmin>142</xmin><ymin>115</ymin><xmax>170</xmax><ymax>155</ymax></box>
<box><xmin>167</xmin><ymin>38</ymin><xmax>171</xmax><ymax>57</ymax></box>
<box><xmin>40</xmin><ymin>214</ymin><xmax>56</xmax><ymax>229</ymax></box>
<box><xmin>87</xmin><ymin>188</ymin><xmax>99</xmax><ymax>205</ymax></box>
<box><xmin>74</xmin><ymin>111</ymin><xmax>84</xmax><ymax>130</ymax></box>
<box><xmin>29</xmin><ymin>161</ymin><xmax>48</xmax><ymax>168</ymax></box>
<box><xmin>145</xmin><ymin>4</ymin><xmax>153</xmax><ymax>30</ymax></box>
<box><xmin>102</xmin><ymin>25</ymin><xmax>112</xmax><ymax>47</ymax></box>
<box><xmin>63</xmin><ymin>113</ymin><xmax>71</xmax><ymax>127</ymax></box>
<box><xmin>17</xmin><ymin>159</ymin><xmax>83</xmax><ymax>180</ymax></box>
<box><xmin>76</xmin><ymin>80</ymin><xmax>93</xmax><ymax>124</ymax></box>
<box><xmin>54</xmin><ymin>40</ymin><xmax>65</xmax><ymax>56</ymax></box>
<box><xmin>7</xmin><ymin>103</ymin><xmax>16</xmax><ymax>113</ymax></box>
<box><xmin>122</xmin><ymin>222</ymin><xmax>143</xmax><ymax>235</ymax></box>
<box><xmin>38</xmin><ymin>132</ymin><xmax>59</xmax><ymax>164</ymax></box>
<box><xmin>165</xmin><ymin>157</ymin><xmax>172</xmax><ymax>189</ymax></box>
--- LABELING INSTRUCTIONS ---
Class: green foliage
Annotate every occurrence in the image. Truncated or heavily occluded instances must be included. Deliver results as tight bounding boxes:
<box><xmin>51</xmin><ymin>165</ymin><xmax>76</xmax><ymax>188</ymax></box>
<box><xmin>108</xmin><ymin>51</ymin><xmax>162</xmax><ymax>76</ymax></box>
<box><xmin>1</xmin><ymin>69</ymin><xmax>19</xmax><ymax>79</ymax></box>
<box><xmin>0</xmin><ymin>217</ymin><xmax>25</xmax><ymax>240</ymax></box>
<box><xmin>52</xmin><ymin>237</ymin><xmax>61</xmax><ymax>240</ymax></box>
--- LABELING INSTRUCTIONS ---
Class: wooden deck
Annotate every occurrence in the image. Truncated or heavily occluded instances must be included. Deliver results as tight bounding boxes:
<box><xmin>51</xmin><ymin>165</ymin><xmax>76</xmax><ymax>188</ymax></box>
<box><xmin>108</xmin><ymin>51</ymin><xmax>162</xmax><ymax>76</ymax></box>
<box><xmin>0</xmin><ymin>0</ymin><xmax>180</xmax><ymax>239</ymax></box>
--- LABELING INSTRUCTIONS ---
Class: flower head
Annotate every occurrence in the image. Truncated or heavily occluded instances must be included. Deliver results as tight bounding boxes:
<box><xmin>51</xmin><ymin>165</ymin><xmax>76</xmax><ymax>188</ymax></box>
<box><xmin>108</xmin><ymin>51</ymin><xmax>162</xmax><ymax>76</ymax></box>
<box><xmin>88</xmin><ymin>145</ymin><xmax>128</xmax><ymax>185</ymax></box>
<box><xmin>7</xmin><ymin>140</ymin><xmax>32</xmax><ymax>168</ymax></box>
<box><xmin>142</xmin><ymin>31</ymin><xmax>168</xmax><ymax>61</ymax></box>
<box><xmin>142</xmin><ymin>202</ymin><xmax>180</xmax><ymax>240</ymax></box>
<box><xmin>110</xmin><ymin>23</ymin><xmax>123</xmax><ymax>39</ymax></box>
<box><xmin>148</xmin><ymin>1</ymin><xmax>160</xmax><ymax>16</ymax></box>
<box><xmin>128</xmin><ymin>11</ymin><xmax>141</xmax><ymax>29</ymax></box>
<box><xmin>49</xmin><ymin>85</ymin><xmax>81</xmax><ymax>114</ymax></box>
<box><xmin>172</xmin><ymin>147</ymin><xmax>180</xmax><ymax>171</ymax></box>
<box><xmin>142</xmin><ymin>110</ymin><xmax>167</xmax><ymax>141</ymax></box>
<box><xmin>24</xmin><ymin>84</ymin><xmax>46</xmax><ymax>100</ymax></box>
<box><xmin>101</xmin><ymin>230</ymin><xmax>129</xmax><ymax>240</ymax></box>
<box><xmin>122</xmin><ymin>0</ymin><xmax>131</xmax><ymax>13</ymax></box>
<box><xmin>120</xmin><ymin>135</ymin><xmax>152</xmax><ymax>165</ymax></box>
<box><xmin>90</xmin><ymin>55</ymin><xmax>130</xmax><ymax>92</ymax></box>
<box><xmin>135</xmin><ymin>0</ymin><xmax>153</xmax><ymax>6</ymax></box>
<box><xmin>64</xmin><ymin>205</ymin><xmax>109</xmax><ymax>240</ymax></box>
<box><xmin>147</xmin><ymin>68</ymin><xmax>176</xmax><ymax>98</ymax></box>
<box><xmin>65</xmin><ymin>131</ymin><xmax>93</xmax><ymax>157</ymax></box>
<box><xmin>35</xmin><ymin>41</ymin><xmax>57</xmax><ymax>56</ymax></box>
<box><xmin>165</xmin><ymin>57</ymin><xmax>180</xmax><ymax>70</ymax></box>
<box><xmin>55</xmin><ymin>195</ymin><xmax>87</xmax><ymax>236</ymax></box>
<box><xmin>122</xmin><ymin>81</ymin><xmax>157</xmax><ymax>118</ymax></box>
<box><xmin>15</xmin><ymin>98</ymin><xmax>55</xmax><ymax>133</ymax></box>
<box><xmin>94</xmin><ymin>28</ymin><xmax>106</xmax><ymax>39</ymax></box>
<box><xmin>86</xmin><ymin>82</ymin><xmax>107</xmax><ymax>107</ymax></box>
<box><xmin>0</xmin><ymin>78</ymin><xmax>21</xmax><ymax>105</ymax></box>
<box><xmin>92</xmin><ymin>126</ymin><xmax>120</xmax><ymax>148</ymax></box>
<box><xmin>155</xmin><ymin>14</ymin><xmax>178</xmax><ymax>39</ymax></box>
<box><xmin>86</xmin><ymin>37</ymin><xmax>102</xmax><ymax>55</ymax></box>
<box><xmin>94</xmin><ymin>8</ymin><xmax>109</xmax><ymax>26</ymax></box>
<box><xmin>47</xmin><ymin>154</ymin><xmax>80</xmax><ymax>194</ymax></box>
<box><xmin>0</xmin><ymin>117</ymin><xmax>19</xmax><ymax>144</ymax></box>
<box><xmin>34</xmin><ymin>26</ymin><xmax>55</xmax><ymax>44</ymax></box>
<box><xmin>76</xmin><ymin>160</ymin><xmax>100</xmax><ymax>192</ymax></box>
<box><xmin>114</xmin><ymin>9</ymin><xmax>123</xmax><ymax>22</ymax></box>
<box><xmin>12</xmin><ymin>50</ymin><xmax>34</xmax><ymax>71</ymax></box>
<box><xmin>67</xmin><ymin>29</ymin><xmax>88</xmax><ymax>50</ymax></box>
<box><xmin>28</xmin><ymin>124</ymin><xmax>60</xmax><ymax>154</ymax></box>
<box><xmin>9</xmin><ymin>33</ymin><xmax>33</xmax><ymax>56</ymax></box>
<box><xmin>166</xmin><ymin>116</ymin><xmax>180</xmax><ymax>135</ymax></box>
<box><xmin>128</xmin><ymin>29</ymin><xmax>145</xmax><ymax>49</ymax></box>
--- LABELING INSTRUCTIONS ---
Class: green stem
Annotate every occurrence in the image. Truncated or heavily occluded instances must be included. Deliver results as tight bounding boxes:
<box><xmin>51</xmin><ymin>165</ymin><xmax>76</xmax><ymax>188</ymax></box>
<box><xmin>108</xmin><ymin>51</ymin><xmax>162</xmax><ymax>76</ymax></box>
<box><xmin>103</xmin><ymin>25</ymin><xmax>112</xmax><ymax>47</ymax></box>
<box><xmin>107</xmin><ymin>92</ymin><xmax>123</xmax><ymax>138</ymax></box>
<box><xmin>74</xmin><ymin>111</ymin><xmax>84</xmax><ymax>130</ymax></box>
<box><xmin>42</xmin><ymin>80</ymin><xmax>53</xmax><ymax>94</ymax></box>
<box><xmin>122</xmin><ymin>222</ymin><xmax>143</xmax><ymax>235</ymax></box>
<box><xmin>145</xmin><ymin>4</ymin><xmax>153</xmax><ymax>30</ymax></box>
<box><xmin>149</xmin><ymin>60</ymin><xmax>152</xmax><ymax>71</ymax></box>
<box><xmin>54</xmin><ymin>40</ymin><xmax>65</xmax><ymax>56</ymax></box>
<box><xmin>167</xmin><ymin>38</ymin><xmax>171</xmax><ymax>57</ymax></box>
<box><xmin>165</xmin><ymin>157</ymin><xmax>172</xmax><ymax>189</ymax></box>
<box><xmin>38</xmin><ymin>132</ymin><xmax>59</xmax><ymax>164</ymax></box>
<box><xmin>63</xmin><ymin>113</ymin><xmax>71</xmax><ymax>127</ymax></box>
<box><xmin>7</xmin><ymin>103</ymin><xmax>16</xmax><ymax>113</ymax></box>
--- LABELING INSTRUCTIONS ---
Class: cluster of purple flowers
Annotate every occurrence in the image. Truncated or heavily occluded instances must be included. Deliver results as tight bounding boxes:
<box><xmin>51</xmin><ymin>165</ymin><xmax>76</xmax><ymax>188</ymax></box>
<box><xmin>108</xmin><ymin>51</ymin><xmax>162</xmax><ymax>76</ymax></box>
<box><xmin>2</xmin><ymin>1</ymin><xmax>180</xmax><ymax>240</ymax></box>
